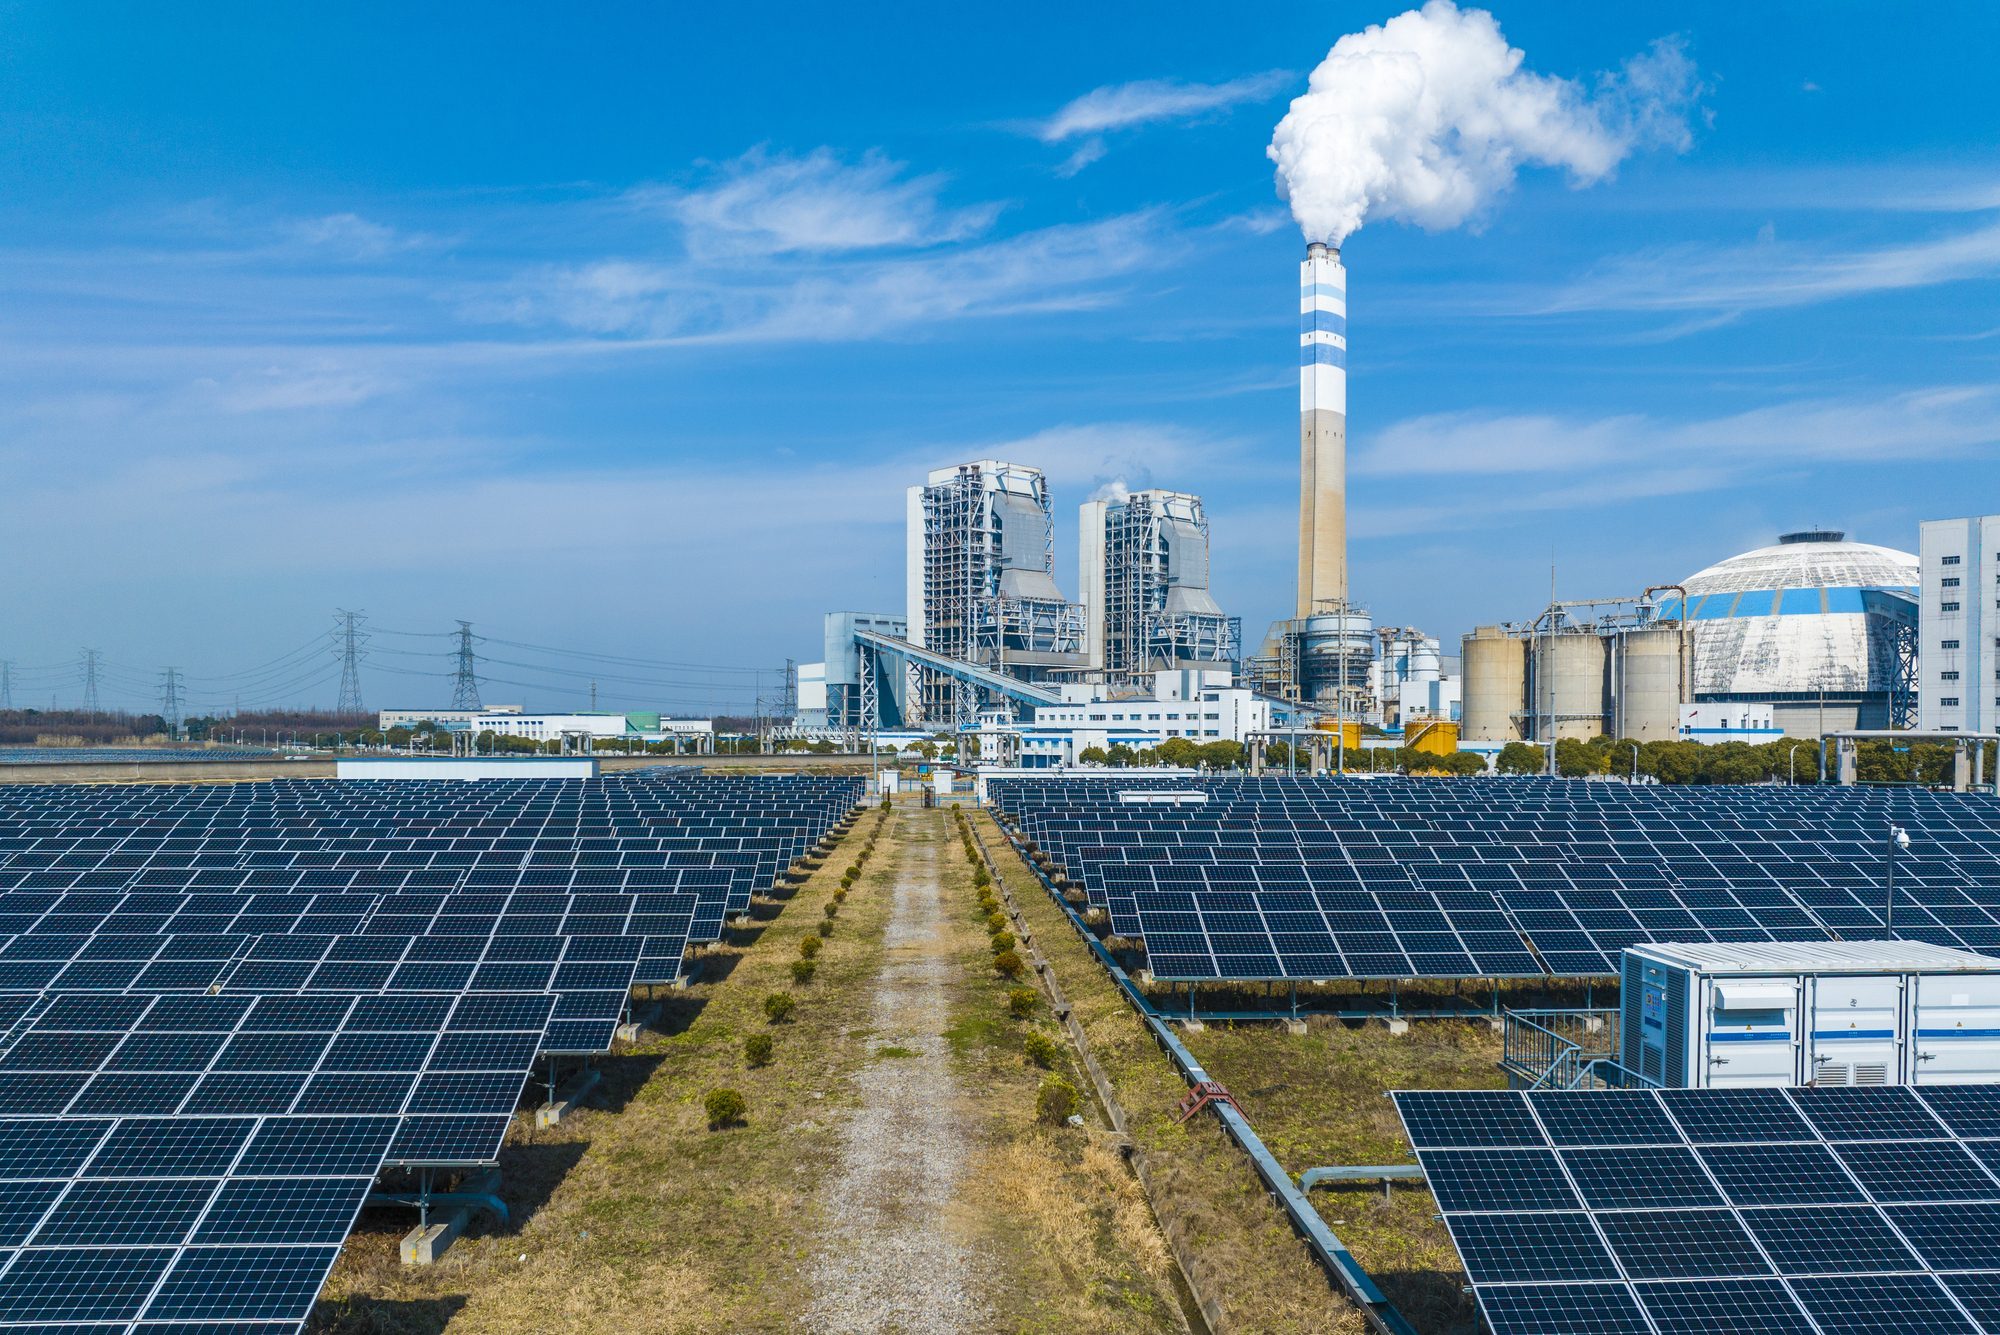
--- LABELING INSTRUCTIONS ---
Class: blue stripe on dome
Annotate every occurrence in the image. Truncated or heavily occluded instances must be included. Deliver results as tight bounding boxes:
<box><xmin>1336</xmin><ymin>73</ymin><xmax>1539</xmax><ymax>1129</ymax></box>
<box><xmin>1680</xmin><ymin>585</ymin><xmax>1900</xmax><ymax>619</ymax></box>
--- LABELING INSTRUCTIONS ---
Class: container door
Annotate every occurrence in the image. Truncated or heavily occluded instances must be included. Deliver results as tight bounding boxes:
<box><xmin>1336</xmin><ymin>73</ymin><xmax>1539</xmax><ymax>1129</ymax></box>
<box><xmin>1808</xmin><ymin>976</ymin><xmax>1903</xmax><ymax>1087</ymax></box>
<box><xmin>1704</xmin><ymin>978</ymin><xmax>1799</xmax><ymax>1088</ymax></box>
<box><xmin>1911</xmin><ymin>974</ymin><xmax>2000</xmax><ymax>1084</ymax></box>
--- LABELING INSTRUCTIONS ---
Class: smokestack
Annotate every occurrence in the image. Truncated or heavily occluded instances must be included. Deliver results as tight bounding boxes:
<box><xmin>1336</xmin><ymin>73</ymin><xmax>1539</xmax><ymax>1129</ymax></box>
<box><xmin>1297</xmin><ymin>241</ymin><xmax>1347</xmax><ymax>618</ymax></box>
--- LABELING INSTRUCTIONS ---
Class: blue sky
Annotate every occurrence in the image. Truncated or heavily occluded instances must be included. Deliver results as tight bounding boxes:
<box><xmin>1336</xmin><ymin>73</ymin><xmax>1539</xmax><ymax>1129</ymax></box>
<box><xmin>2</xmin><ymin>1</ymin><xmax>1997</xmax><ymax>715</ymax></box>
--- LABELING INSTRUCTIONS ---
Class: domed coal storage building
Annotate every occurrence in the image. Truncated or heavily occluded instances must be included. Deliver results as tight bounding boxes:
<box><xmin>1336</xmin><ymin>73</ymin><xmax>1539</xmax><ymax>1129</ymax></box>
<box><xmin>1660</xmin><ymin>530</ymin><xmax>1919</xmax><ymax>737</ymax></box>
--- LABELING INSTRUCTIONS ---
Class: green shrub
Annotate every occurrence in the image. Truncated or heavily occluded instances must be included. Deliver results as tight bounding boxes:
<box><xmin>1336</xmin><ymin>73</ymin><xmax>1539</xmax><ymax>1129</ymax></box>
<box><xmin>798</xmin><ymin>935</ymin><xmax>822</xmax><ymax>959</ymax></box>
<box><xmin>744</xmin><ymin>1033</ymin><xmax>774</xmax><ymax>1067</ymax></box>
<box><xmin>972</xmin><ymin>867</ymin><xmax>990</xmax><ymax>888</ymax></box>
<box><xmin>816</xmin><ymin>919</ymin><xmax>833</xmax><ymax>938</ymax></box>
<box><xmin>1023</xmin><ymin>1030</ymin><xmax>1060</xmax><ymax>1069</ymax></box>
<box><xmin>984</xmin><ymin>911</ymin><xmax>1008</xmax><ymax>935</ymax></box>
<box><xmin>790</xmin><ymin>959</ymin><xmax>817</xmax><ymax>985</ymax></box>
<box><xmin>763</xmin><ymin>992</ymin><xmax>795</xmax><ymax>1024</ymax></box>
<box><xmin>1006</xmin><ymin>987</ymin><xmax>1038</xmax><ymax>1019</ymax></box>
<box><xmin>1035</xmin><ymin>1075</ymin><xmax>1079</xmax><ymax>1124</ymax></box>
<box><xmin>833</xmin><ymin>886</ymin><xmax>848</xmax><ymax>902</ymax></box>
<box><xmin>845</xmin><ymin>864</ymin><xmax>861</xmax><ymax>880</ymax></box>
<box><xmin>992</xmin><ymin>949</ymin><xmax>1026</xmax><ymax>980</ymax></box>
<box><xmin>705</xmin><ymin>1087</ymin><xmax>748</xmax><ymax>1128</ymax></box>
<box><xmin>823</xmin><ymin>902</ymin><xmax>839</xmax><ymax>919</ymax></box>
<box><xmin>989</xmin><ymin>931</ymin><xmax>1016</xmax><ymax>955</ymax></box>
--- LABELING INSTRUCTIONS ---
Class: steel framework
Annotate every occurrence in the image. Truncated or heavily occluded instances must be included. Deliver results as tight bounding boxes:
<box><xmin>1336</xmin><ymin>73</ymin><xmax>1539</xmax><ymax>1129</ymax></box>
<box><xmin>1099</xmin><ymin>492</ymin><xmax>1237</xmax><ymax>683</ymax></box>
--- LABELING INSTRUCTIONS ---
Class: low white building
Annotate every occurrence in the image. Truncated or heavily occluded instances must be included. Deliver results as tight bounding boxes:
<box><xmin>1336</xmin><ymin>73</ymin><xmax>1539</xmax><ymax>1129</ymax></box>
<box><xmin>378</xmin><ymin>705</ymin><xmax>523</xmax><ymax>730</ymax></box>
<box><xmin>1011</xmin><ymin>669</ymin><xmax>1273</xmax><ymax>768</ymax></box>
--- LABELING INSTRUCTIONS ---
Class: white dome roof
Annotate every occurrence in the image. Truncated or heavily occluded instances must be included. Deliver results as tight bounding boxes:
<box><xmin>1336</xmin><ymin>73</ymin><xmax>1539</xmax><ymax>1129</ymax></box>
<box><xmin>1683</xmin><ymin>530</ymin><xmax>1916</xmax><ymax>597</ymax></box>
<box><xmin>1678</xmin><ymin>532</ymin><xmax>1916</xmax><ymax>699</ymax></box>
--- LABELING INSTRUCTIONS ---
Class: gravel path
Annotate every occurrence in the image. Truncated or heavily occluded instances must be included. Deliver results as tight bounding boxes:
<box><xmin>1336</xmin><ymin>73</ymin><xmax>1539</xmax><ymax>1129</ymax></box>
<box><xmin>802</xmin><ymin>815</ymin><xmax>989</xmax><ymax>1333</ymax></box>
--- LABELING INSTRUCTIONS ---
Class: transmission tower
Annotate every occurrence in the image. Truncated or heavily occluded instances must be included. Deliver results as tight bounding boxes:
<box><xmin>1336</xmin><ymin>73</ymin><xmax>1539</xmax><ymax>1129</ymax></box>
<box><xmin>334</xmin><ymin>610</ymin><xmax>368</xmax><ymax>713</ymax></box>
<box><xmin>81</xmin><ymin>649</ymin><xmax>101</xmax><ymax>716</ymax></box>
<box><xmin>782</xmin><ymin>659</ymin><xmax>798</xmax><ymax>717</ymax></box>
<box><xmin>0</xmin><ymin>661</ymin><xmax>11</xmax><ymax>711</ymax></box>
<box><xmin>451</xmin><ymin>621</ymin><xmax>482</xmax><ymax>710</ymax></box>
<box><xmin>159</xmin><ymin>668</ymin><xmax>184</xmax><ymax>738</ymax></box>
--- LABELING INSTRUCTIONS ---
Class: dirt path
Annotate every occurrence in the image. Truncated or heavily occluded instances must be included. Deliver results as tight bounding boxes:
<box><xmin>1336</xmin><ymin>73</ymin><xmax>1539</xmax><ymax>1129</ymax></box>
<box><xmin>803</xmin><ymin>813</ymin><xmax>990</xmax><ymax>1333</ymax></box>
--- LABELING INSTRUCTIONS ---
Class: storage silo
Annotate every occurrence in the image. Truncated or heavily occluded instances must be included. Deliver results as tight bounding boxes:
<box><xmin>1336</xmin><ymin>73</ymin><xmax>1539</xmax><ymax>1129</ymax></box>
<box><xmin>1533</xmin><ymin>631</ymin><xmax>1608</xmax><ymax>741</ymax></box>
<box><xmin>1612</xmin><ymin>624</ymin><xmax>1687</xmax><ymax>741</ymax></box>
<box><xmin>1461</xmin><ymin>625</ymin><xmax>1527</xmax><ymax>742</ymax></box>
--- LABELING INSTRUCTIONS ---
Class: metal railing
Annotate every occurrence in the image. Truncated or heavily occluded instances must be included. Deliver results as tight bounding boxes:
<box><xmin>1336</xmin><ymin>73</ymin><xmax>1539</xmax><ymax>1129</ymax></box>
<box><xmin>1501</xmin><ymin>1008</ymin><xmax>1622</xmax><ymax>1089</ymax></box>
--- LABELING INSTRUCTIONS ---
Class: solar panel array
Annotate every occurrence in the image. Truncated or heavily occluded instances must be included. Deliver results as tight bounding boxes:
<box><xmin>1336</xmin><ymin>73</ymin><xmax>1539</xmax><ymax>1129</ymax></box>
<box><xmin>1395</xmin><ymin>1084</ymin><xmax>2000</xmax><ymax>1335</ymax></box>
<box><xmin>0</xmin><ymin>747</ymin><xmax>278</xmax><ymax>765</ymax></box>
<box><xmin>989</xmin><ymin>776</ymin><xmax>2000</xmax><ymax>982</ymax></box>
<box><xmin>0</xmin><ymin>771</ymin><xmax>862</xmax><ymax>1334</ymax></box>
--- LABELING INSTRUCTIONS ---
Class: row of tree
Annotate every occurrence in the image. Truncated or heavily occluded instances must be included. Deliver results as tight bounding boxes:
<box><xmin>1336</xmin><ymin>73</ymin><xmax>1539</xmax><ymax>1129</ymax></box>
<box><xmin>1492</xmin><ymin>735</ymin><xmax>1999</xmax><ymax>786</ymax></box>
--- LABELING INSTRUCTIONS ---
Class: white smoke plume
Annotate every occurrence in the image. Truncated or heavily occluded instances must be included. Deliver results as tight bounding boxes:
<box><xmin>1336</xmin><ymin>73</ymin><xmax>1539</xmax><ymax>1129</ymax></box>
<box><xmin>1268</xmin><ymin>1</ymin><xmax>1699</xmax><ymax>244</ymax></box>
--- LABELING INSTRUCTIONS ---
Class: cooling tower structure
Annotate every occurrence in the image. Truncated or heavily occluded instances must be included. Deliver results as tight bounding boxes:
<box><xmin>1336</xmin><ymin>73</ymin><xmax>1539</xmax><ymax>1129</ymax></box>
<box><xmin>1079</xmin><ymin>489</ymin><xmax>1239</xmax><ymax>685</ymax></box>
<box><xmin>905</xmin><ymin>460</ymin><xmax>1085</xmax><ymax>725</ymax></box>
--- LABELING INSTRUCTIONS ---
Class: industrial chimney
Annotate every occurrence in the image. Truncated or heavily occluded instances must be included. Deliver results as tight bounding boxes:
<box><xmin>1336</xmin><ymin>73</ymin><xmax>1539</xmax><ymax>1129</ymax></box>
<box><xmin>1297</xmin><ymin>241</ymin><xmax>1348</xmax><ymax>618</ymax></box>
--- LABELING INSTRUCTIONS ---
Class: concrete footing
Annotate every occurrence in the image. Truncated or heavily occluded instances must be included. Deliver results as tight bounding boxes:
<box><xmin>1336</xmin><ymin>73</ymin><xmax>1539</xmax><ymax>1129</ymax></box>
<box><xmin>616</xmin><ymin>1002</ymin><xmax>661</xmax><ymax>1043</ymax></box>
<box><xmin>399</xmin><ymin>1170</ymin><xmax>500</xmax><ymax>1266</ymax></box>
<box><xmin>1284</xmin><ymin>1019</ymin><xmax>1308</xmax><ymax>1036</ymax></box>
<box><xmin>1383</xmin><ymin>1018</ymin><xmax>1411</xmax><ymax>1036</ymax></box>
<box><xmin>535</xmin><ymin>1068</ymin><xmax>601</xmax><ymax>1127</ymax></box>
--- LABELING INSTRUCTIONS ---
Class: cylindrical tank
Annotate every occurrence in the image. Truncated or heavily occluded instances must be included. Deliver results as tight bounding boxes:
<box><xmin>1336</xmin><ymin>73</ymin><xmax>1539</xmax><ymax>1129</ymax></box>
<box><xmin>1613</xmin><ymin>625</ymin><xmax>1686</xmax><ymax>741</ymax></box>
<box><xmin>1410</xmin><ymin>636</ymin><xmax>1441</xmax><ymax>684</ymax></box>
<box><xmin>1461</xmin><ymin>626</ymin><xmax>1528</xmax><ymax>742</ymax></box>
<box><xmin>1533</xmin><ymin>631</ymin><xmax>1609</xmax><ymax>741</ymax></box>
<box><xmin>1312</xmin><ymin>719</ymin><xmax>1363</xmax><ymax>749</ymax></box>
<box><xmin>1302</xmin><ymin>612</ymin><xmax>1373</xmax><ymax>706</ymax></box>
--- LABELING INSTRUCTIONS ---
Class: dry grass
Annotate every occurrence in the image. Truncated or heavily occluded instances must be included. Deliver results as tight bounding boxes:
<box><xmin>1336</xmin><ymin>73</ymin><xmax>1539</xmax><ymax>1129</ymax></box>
<box><xmin>311</xmin><ymin>807</ymin><xmax>902</xmax><ymax>1334</ymax></box>
<box><xmin>932</xmin><ymin>810</ymin><xmax>1186</xmax><ymax>1333</ymax></box>
<box><xmin>977</xmin><ymin>811</ymin><xmax>1353</xmax><ymax>1335</ymax></box>
<box><xmin>1179</xmin><ymin>1021</ymin><xmax>1501</xmax><ymax>1334</ymax></box>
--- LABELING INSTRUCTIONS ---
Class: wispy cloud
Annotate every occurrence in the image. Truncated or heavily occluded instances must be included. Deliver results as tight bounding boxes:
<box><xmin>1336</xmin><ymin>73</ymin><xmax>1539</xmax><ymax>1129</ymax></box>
<box><xmin>1544</xmin><ymin>218</ymin><xmax>2000</xmax><ymax>317</ymax></box>
<box><xmin>632</xmin><ymin>147</ymin><xmax>1001</xmax><ymax>256</ymax></box>
<box><xmin>1031</xmin><ymin>71</ymin><xmax>1291</xmax><ymax>175</ymax></box>
<box><xmin>1354</xmin><ymin>384</ymin><xmax>2000</xmax><ymax>481</ymax></box>
<box><xmin>485</xmin><ymin>209</ymin><xmax>1173</xmax><ymax>343</ymax></box>
<box><xmin>1038</xmin><ymin>71</ymin><xmax>1292</xmax><ymax>141</ymax></box>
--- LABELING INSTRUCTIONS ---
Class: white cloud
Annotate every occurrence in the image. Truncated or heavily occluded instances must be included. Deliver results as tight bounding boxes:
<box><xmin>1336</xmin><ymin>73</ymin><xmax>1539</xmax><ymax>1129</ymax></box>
<box><xmin>641</xmin><ymin>147</ymin><xmax>1001</xmax><ymax>256</ymax></box>
<box><xmin>1038</xmin><ymin>71</ymin><xmax>1291</xmax><ymax>141</ymax></box>
<box><xmin>499</xmin><ymin>209</ymin><xmax>1172</xmax><ymax>343</ymax></box>
<box><xmin>287</xmin><ymin>212</ymin><xmax>423</xmax><ymax>260</ymax></box>
<box><xmin>1545</xmin><ymin>218</ymin><xmax>2000</xmax><ymax>317</ymax></box>
<box><xmin>1354</xmin><ymin>385</ymin><xmax>2000</xmax><ymax>480</ymax></box>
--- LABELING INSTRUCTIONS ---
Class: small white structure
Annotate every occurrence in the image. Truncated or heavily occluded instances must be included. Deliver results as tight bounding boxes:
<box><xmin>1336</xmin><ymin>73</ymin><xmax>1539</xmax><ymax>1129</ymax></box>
<box><xmin>378</xmin><ymin>706</ymin><xmax>524</xmax><ymax>730</ymax></box>
<box><xmin>1014</xmin><ymin>669</ymin><xmax>1273</xmax><ymax>768</ymax></box>
<box><xmin>1678</xmin><ymin>701</ymin><xmax>1785</xmax><ymax>743</ymax></box>
<box><xmin>1623</xmin><ymin>941</ymin><xmax>2000</xmax><ymax>1090</ymax></box>
<box><xmin>337</xmin><ymin>757</ymin><xmax>598</xmax><ymax>780</ymax></box>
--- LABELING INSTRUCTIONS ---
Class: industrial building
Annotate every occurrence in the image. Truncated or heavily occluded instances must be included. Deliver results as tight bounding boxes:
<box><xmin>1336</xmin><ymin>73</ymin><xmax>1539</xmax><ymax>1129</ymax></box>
<box><xmin>1460</xmin><ymin>594</ymin><xmax>1690</xmax><ymax>744</ymax></box>
<box><xmin>1919</xmin><ymin>514</ymin><xmax>2000</xmax><ymax>733</ymax></box>
<box><xmin>1248</xmin><ymin>241</ymin><xmax>1378</xmax><ymax>715</ymax></box>
<box><xmin>1462</xmin><ymin>531</ymin><xmax>1920</xmax><ymax>745</ymax></box>
<box><xmin>1674</xmin><ymin>530</ymin><xmax>1917</xmax><ymax>736</ymax></box>
<box><xmin>378</xmin><ymin>705</ymin><xmax>523</xmax><ymax>730</ymax></box>
<box><xmin>905</xmin><ymin>460</ymin><xmax>1085</xmax><ymax>724</ymax></box>
<box><xmin>1078</xmin><ymin>489</ymin><xmax>1237</xmax><ymax>684</ymax></box>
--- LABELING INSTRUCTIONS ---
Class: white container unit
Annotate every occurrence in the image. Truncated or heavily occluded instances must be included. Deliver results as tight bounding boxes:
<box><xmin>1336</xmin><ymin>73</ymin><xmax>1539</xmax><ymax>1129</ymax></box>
<box><xmin>1622</xmin><ymin>941</ymin><xmax>2000</xmax><ymax>1090</ymax></box>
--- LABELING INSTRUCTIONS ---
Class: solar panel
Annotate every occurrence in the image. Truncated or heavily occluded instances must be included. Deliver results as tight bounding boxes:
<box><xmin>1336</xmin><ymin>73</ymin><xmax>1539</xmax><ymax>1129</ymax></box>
<box><xmin>1395</xmin><ymin>1084</ymin><xmax>2000</xmax><ymax>1335</ymax></box>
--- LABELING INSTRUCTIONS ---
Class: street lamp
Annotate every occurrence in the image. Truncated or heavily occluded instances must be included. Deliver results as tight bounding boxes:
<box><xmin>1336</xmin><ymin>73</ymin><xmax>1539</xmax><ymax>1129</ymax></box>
<box><xmin>1886</xmin><ymin>824</ymin><xmax>1911</xmax><ymax>935</ymax></box>
<box><xmin>1629</xmin><ymin>742</ymin><xmax>1640</xmax><ymax>784</ymax></box>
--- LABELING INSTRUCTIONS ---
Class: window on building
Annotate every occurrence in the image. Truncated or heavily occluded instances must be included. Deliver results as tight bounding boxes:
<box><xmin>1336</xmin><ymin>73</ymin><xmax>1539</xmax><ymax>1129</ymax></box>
<box><xmin>1944</xmin><ymin>602</ymin><xmax>1962</xmax><ymax>612</ymax></box>
<box><xmin>1944</xmin><ymin>577</ymin><xmax>1963</xmax><ymax>587</ymax></box>
<box><xmin>1942</xmin><ymin>671</ymin><xmax>1961</xmax><ymax>681</ymax></box>
<box><xmin>1944</xmin><ymin>640</ymin><xmax>1962</xmax><ymax>649</ymax></box>
<box><xmin>1943</xmin><ymin>697</ymin><xmax>1961</xmax><ymax>707</ymax></box>
<box><xmin>1943</xmin><ymin>555</ymin><xmax>1963</xmax><ymax>565</ymax></box>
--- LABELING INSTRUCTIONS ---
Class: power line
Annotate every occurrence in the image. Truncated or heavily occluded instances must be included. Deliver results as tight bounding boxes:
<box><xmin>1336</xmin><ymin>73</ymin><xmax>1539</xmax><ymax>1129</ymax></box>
<box><xmin>335</xmin><ymin>610</ymin><xmax>368</xmax><ymax>713</ymax></box>
<box><xmin>451</xmin><ymin>621</ymin><xmax>482</xmax><ymax>710</ymax></box>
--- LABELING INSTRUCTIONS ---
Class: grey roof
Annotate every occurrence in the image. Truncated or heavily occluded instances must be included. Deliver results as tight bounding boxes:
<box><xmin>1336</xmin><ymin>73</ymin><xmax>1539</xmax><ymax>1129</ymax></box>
<box><xmin>1630</xmin><ymin>939</ymin><xmax>2000</xmax><ymax>974</ymax></box>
